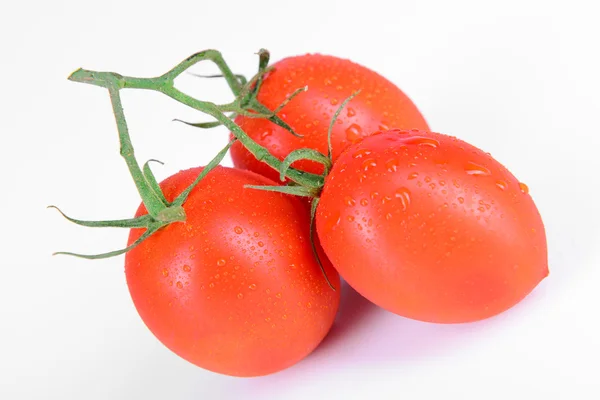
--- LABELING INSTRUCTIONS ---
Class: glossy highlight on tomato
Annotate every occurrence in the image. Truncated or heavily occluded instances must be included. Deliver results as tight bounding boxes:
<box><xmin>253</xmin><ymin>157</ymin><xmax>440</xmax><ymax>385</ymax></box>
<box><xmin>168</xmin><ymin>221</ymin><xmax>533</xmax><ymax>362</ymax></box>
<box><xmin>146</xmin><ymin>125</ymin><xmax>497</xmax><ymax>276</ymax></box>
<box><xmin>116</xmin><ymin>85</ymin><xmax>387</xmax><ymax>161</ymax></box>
<box><xmin>230</xmin><ymin>54</ymin><xmax>429</xmax><ymax>182</ymax></box>
<box><xmin>125</xmin><ymin>166</ymin><xmax>340</xmax><ymax>376</ymax></box>
<box><xmin>316</xmin><ymin>129</ymin><xmax>548</xmax><ymax>323</ymax></box>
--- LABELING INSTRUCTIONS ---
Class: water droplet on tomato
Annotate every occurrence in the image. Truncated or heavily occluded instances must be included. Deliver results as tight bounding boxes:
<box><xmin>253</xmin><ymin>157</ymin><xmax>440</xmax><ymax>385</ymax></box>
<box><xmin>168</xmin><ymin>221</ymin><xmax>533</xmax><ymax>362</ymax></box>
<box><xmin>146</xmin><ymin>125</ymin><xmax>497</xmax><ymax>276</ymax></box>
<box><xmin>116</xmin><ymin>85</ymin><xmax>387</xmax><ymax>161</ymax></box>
<box><xmin>324</xmin><ymin>211</ymin><xmax>341</xmax><ymax>232</ymax></box>
<box><xmin>249</xmin><ymin>284</ymin><xmax>257</xmax><ymax>290</ymax></box>
<box><xmin>217</xmin><ymin>259</ymin><xmax>226</xmax><ymax>267</ymax></box>
<box><xmin>182</xmin><ymin>265</ymin><xmax>191</xmax><ymax>272</ymax></box>
<box><xmin>465</xmin><ymin>161</ymin><xmax>491</xmax><ymax>176</ymax></box>
<box><xmin>176</xmin><ymin>281</ymin><xmax>183</xmax><ymax>289</ymax></box>
<box><xmin>330</xmin><ymin>98</ymin><xmax>339</xmax><ymax>105</ymax></box>
<box><xmin>381</xmin><ymin>195</ymin><xmax>393</xmax><ymax>205</ymax></box>
<box><xmin>385</xmin><ymin>158</ymin><xmax>399</xmax><ymax>172</ymax></box>
<box><xmin>258</xmin><ymin>241</ymin><xmax>264</xmax><ymax>247</ymax></box>
<box><xmin>344</xmin><ymin>196</ymin><xmax>356</xmax><ymax>206</ymax></box>
<box><xmin>209</xmin><ymin>282</ymin><xmax>215</xmax><ymax>288</ymax></box>
<box><xmin>370</xmin><ymin>191</ymin><xmax>379</xmax><ymax>200</ymax></box>
<box><xmin>408</xmin><ymin>172</ymin><xmax>419</xmax><ymax>180</ymax></box>
<box><xmin>458</xmin><ymin>197</ymin><xmax>465</xmax><ymax>204</ymax></box>
<box><xmin>347</xmin><ymin>107</ymin><xmax>356</xmax><ymax>117</ymax></box>
<box><xmin>237</xmin><ymin>293</ymin><xmax>244</xmax><ymax>299</ymax></box>
<box><xmin>346</xmin><ymin>124</ymin><xmax>363</xmax><ymax>143</ymax></box>
<box><xmin>401</xmin><ymin>136</ymin><xmax>440</xmax><ymax>147</ymax></box>
<box><xmin>162</xmin><ymin>269</ymin><xmax>169</xmax><ymax>277</ymax></box>
<box><xmin>352</xmin><ymin>148</ymin><xmax>371</xmax><ymax>158</ymax></box>
<box><xmin>519</xmin><ymin>182</ymin><xmax>529</xmax><ymax>194</ymax></box>
<box><xmin>379</xmin><ymin>123</ymin><xmax>390</xmax><ymax>131</ymax></box>
<box><xmin>260</xmin><ymin>130</ymin><xmax>272</xmax><ymax>140</ymax></box>
<box><xmin>360</xmin><ymin>198</ymin><xmax>369</xmax><ymax>206</ymax></box>
<box><xmin>385</xmin><ymin>213</ymin><xmax>393</xmax><ymax>220</ymax></box>
<box><xmin>234</xmin><ymin>226</ymin><xmax>243</xmax><ymax>234</ymax></box>
<box><xmin>347</xmin><ymin>215</ymin><xmax>355</xmax><ymax>222</ymax></box>
<box><xmin>424</xmin><ymin>176</ymin><xmax>432</xmax><ymax>183</ymax></box>
<box><xmin>306</xmin><ymin>302</ymin><xmax>312</xmax><ymax>308</ymax></box>
<box><xmin>362</xmin><ymin>158</ymin><xmax>377</xmax><ymax>171</ymax></box>
<box><xmin>495</xmin><ymin>180</ymin><xmax>508</xmax><ymax>190</ymax></box>
<box><xmin>395</xmin><ymin>187</ymin><xmax>411</xmax><ymax>211</ymax></box>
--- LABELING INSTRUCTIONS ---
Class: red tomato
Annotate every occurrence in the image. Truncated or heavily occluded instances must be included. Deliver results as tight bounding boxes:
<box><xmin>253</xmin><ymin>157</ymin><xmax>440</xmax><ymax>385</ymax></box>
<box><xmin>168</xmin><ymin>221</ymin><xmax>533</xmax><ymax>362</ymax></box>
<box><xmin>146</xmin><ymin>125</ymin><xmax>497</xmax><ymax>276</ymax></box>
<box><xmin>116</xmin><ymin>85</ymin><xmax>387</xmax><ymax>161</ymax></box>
<box><xmin>125</xmin><ymin>166</ymin><xmax>340</xmax><ymax>376</ymax></box>
<box><xmin>316</xmin><ymin>129</ymin><xmax>548</xmax><ymax>323</ymax></box>
<box><xmin>230</xmin><ymin>54</ymin><xmax>429</xmax><ymax>182</ymax></box>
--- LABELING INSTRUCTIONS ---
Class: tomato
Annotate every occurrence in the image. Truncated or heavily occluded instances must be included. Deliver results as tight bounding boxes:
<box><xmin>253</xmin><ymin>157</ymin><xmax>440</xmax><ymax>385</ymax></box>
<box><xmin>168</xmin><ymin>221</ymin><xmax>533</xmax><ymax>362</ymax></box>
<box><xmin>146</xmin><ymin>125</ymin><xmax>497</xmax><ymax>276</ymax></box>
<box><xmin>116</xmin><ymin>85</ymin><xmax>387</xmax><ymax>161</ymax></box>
<box><xmin>230</xmin><ymin>54</ymin><xmax>429</xmax><ymax>182</ymax></box>
<box><xmin>315</xmin><ymin>129</ymin><xmax>548</xmax><ymax>323</ymax></box>
<box><xmin>125</xmin><ymin>166</ymin><xmax>340</xmax><ymax>376</ymax></box>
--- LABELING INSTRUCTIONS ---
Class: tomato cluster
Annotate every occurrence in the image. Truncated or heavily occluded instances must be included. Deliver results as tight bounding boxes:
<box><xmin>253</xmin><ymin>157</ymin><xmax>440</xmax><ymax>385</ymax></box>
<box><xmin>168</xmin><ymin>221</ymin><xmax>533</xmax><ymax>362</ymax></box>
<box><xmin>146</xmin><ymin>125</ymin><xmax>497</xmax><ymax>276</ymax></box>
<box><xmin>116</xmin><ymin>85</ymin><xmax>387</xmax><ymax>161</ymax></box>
<box><xmin>57</xmin><ymin>50</ymin><xmax>548</xmax><ymax>377</ymax></box>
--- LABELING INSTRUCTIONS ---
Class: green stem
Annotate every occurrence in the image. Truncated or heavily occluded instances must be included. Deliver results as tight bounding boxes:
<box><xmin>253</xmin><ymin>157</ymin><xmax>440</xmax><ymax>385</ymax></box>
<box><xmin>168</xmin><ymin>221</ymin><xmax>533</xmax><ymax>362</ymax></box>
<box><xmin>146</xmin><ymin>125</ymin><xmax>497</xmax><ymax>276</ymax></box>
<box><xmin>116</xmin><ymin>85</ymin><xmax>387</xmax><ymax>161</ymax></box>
<box><xmin>253</xmin><ymin>48</ymin><xmax>271</xmax><ymax>96</ymax></box>
<box><xmin>69</xmin><ymin>51</ymin><xmax>328</xmax><ymax>187</ymax></box>
<box><xmin>155</xmin><ymin>84</ymin><xmax>324</xmax><ymax>188</ymax></box>
<box><xmin>279</xmin><ymin>149</ymin><xmax>332</xmax><ymax>182</ymax></box>
<box><xmin>71</xmin><ymin>52</ymin><xmax>321</xmax><ymax>187</ymax></box>
<box><xmin>161</xmin><ymin>49</ymin><xmax>242</xmax><ymax>97</ymax></box>
<box><xmin>107</xmin><ymin>86</ymin><xmax>168</xmax><ymax>218</ymax></box>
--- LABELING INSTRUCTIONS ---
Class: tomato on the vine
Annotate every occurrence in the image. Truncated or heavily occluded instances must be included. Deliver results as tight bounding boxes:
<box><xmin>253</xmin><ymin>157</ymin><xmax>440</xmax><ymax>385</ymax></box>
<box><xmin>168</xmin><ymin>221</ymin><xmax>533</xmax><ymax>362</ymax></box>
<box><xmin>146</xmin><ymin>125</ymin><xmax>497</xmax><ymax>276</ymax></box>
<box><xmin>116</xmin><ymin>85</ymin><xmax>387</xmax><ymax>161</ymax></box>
<box><xmin>125</xmin><ymin>166</ymin><xmax>340</xmax><ymax>376</ymax></box>
<box><xmin>315</xmin><ymin>129</ymin><xmax>548</xmax><ymax>323</ymax></box>
<box><xmin>230</xmin><ymin>54</ymin><xmax>429</xmax><ymax>182</ymax></box>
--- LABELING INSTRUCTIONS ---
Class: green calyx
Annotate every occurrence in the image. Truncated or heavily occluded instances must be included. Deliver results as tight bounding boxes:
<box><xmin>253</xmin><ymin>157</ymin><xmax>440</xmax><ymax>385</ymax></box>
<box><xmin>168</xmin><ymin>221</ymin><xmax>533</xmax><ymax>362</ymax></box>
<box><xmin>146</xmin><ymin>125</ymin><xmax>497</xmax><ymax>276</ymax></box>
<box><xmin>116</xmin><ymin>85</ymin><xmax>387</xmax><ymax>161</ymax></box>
<box><xmin>51</xmin><ymin>139</ymin><xmax>235</xmax><ymax>259</ymax></box>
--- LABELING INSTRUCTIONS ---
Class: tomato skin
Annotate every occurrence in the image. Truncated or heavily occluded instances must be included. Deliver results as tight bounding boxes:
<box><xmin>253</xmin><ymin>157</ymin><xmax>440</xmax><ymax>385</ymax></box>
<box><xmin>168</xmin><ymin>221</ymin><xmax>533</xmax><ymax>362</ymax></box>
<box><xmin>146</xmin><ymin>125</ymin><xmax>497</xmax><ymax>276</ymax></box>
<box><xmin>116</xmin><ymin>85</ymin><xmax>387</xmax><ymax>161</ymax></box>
<box><xmin>316</xmin><ymin>129</ymin><xmax>548</xmax><ymax>323</ymax></box>
<box><xmin>230</xmin><ymin>54</ymin><xmax>429</xmax><ymax>182</ymax></box>
<box><xmin>125</xmin><ymin>166</ymin><xmax>340</xmax><ymax>377</ymax></box>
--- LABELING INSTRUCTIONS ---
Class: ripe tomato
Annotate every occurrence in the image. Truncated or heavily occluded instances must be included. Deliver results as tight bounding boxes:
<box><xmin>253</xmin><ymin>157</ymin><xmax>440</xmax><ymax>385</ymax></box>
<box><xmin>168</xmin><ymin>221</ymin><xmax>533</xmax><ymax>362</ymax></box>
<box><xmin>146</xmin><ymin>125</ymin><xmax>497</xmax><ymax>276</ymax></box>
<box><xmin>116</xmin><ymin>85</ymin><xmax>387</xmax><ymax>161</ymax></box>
<box><xmin>230</xmin><ymin>54</ymin><xmax>429</xmax><ymax>182</ymax></box>
<box><xmin>125</xmin><ymin>166</ymin><xmax>340</xmax><ymax>376</ymax></box>
<box><xmin>316</xmin><ymin>129</ymin><xmax>548</xmax><ymax>323</ymax></box>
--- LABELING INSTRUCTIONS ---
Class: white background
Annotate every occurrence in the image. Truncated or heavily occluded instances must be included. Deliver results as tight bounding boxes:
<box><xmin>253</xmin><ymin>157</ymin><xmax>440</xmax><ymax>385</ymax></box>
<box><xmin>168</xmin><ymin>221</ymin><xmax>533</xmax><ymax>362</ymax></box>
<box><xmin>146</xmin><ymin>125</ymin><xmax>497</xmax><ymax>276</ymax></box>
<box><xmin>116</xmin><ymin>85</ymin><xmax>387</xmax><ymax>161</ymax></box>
<box><xmin>2</xmin><ymin>1</ymin><xmax>599</xmax><ymax>399</ymax></box>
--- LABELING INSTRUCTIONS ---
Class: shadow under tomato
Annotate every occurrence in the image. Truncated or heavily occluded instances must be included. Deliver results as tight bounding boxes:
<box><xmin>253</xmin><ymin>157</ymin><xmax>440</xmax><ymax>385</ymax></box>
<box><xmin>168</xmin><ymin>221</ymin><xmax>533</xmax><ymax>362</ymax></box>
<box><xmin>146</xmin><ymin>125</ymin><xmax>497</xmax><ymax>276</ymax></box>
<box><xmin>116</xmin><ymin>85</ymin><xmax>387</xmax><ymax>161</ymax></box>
<box><xmin>310</xmin><ymin>280</ymin><xmax>551</xmax><ymax>365</ymax></box>
<box><xmin>308</xmin><ymin>281</ymin><xmax>483</xmax><ymax>364</ymax></box>
<box><xmin>231</xmin><ymin>281</ymin><xmax>549</xmax><ymax>400</ymax></box>
<box><xmin>312</xmin><ymin>280</ymin><xmax>380</xmax><ymax>355</ymax></box>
